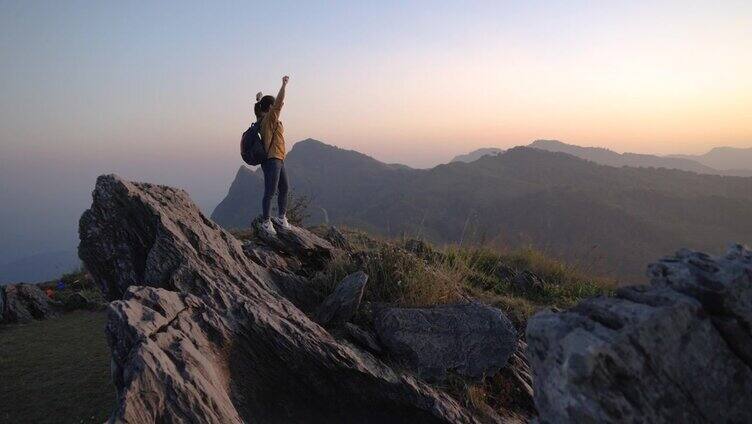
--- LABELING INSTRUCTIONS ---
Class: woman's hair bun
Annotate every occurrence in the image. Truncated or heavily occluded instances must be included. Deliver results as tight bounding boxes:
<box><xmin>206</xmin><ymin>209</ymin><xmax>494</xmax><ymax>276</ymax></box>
<box><xmin>255</xmin><ymin>92</ymin><xmax>263</xmax><ymax>102</ymax></box>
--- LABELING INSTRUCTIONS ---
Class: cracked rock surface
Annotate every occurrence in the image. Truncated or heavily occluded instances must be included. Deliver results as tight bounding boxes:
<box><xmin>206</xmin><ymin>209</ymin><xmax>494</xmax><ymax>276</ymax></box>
<box><xmin>374</xmin><ymin>302</ymin><xmax>517</xmax><ymax>383</ymax></box>
<box><xmin>79</xmin><ymin>175</ymin><xmax>483</xmax><ymax>423</ymax></box>
<box><xmin>1</xmin><ymin>283</ymin><xmax>59</xmax><ymax>323</ymax></box>
<box><xmin>526</xmin><ymin>245</ymin><xmax>752</xmax><ymax>424</ymax></box>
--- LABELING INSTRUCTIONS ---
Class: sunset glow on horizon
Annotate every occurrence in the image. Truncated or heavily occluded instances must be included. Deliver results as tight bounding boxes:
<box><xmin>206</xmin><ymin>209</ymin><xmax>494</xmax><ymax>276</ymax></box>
<box><xmin>1</xmin><ymin>1</ymin><xmax>750</xmax><ymax>168</ymax></box>
<box><xmin>1</xmin><ymin>0</ymin><xmax>751</xmax><ymax>262</ymax></box>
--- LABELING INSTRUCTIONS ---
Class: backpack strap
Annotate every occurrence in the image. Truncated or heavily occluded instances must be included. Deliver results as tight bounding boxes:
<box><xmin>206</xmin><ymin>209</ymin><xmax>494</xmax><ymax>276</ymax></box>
<box><xmin>252</xmin><ymin>121</ymin><xmax>268</xmax><ymax>154</ymax></box>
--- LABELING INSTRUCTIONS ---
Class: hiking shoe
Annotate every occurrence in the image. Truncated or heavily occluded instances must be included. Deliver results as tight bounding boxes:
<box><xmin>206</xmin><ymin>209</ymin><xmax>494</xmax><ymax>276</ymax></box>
<box><xmin>259</xmin><ymin>219</ymin><xmax>277</xmax><ymax>237</ymax></box>
<box><xmin>272</xmin><ymin>215</ymin><xmax>292</xmax><ymax>230</ymax></box>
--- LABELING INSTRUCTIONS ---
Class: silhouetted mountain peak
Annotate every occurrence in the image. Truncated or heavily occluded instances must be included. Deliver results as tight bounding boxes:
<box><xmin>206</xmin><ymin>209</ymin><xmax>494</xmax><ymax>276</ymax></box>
<box><xmin>450</xmin><ymin>147</ymin><xmax>504</xmax><ymax>163</ymax></box>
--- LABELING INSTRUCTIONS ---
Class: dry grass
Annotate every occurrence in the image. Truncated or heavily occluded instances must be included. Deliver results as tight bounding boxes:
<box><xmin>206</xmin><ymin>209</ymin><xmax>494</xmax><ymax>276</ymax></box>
<box><xmin>443</xmin><ymin>245</ymin><xmax>615</xmax><ymax>326</ymax></box>
<box><xmin>312</xmin><ymin>232</ymin><xmax>614</xmax><ymax>323</ymax></box>
<box><xmin>311</xmin><ymin>232</ymin><xmax>615</xmax><ymax>421</ymax></box>
<box><xmin>313</xmin><ymin>243</ymin><xmax>464</xmax><ymax>307</ymax></box>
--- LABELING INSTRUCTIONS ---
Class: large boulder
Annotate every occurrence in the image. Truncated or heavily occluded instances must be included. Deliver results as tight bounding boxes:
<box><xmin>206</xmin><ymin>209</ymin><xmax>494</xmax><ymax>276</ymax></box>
<box><xmin>373</xmin><ymin>301</ymin><xmax>517</xmax><ymax>383</ymax></box>
<box><xmin>79</xmin><ymin>175</ymin><xmax>483</xmax><ymax>423</ymax></box>
<box><xmin>2</xmin><ymin>283</ymin><xmax>59</xmax><ymax>323</ymax></box>
<box><xmin>315</xmin><ymin>271</ymin><xmax>368</xmax><ymax>326</ymax></box>
<box><xmin>527</xmin><ymin>245</ymin><xmax>752</xmax><ymax>424</ymax></box>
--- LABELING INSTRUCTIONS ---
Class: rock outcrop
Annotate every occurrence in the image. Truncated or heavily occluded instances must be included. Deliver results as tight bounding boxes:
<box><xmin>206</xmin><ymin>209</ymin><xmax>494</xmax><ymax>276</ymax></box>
<box><xmin>315</xmin><ymin>271</ymin><xmax>368</xmax><ymax>326</ymax></box>
<box><xmin>527</xmin><ymin>245</ymin><xmax>752</xmax><ymax>424</ymax></box>
<box><xmin>374</xmin><ymin>302</ymin><xmax>517</xmax><ymax>383</ymax></box>
<box><xmin>1</xmin><ymin>283</ymin><xmax>59</xmax><ymax>323</ymax></box>
<box><xmin>251</xmin><ymin>216</ymin><xmax>337</xmax><ymax>272</ymax></box>
<box><xmin>344</xmin><ymin>322</ymin><xmax>383</xmax><ymax>354</ymax></box>
<box><xmin>79</xmin><ymin>175</ymin><xmax>484</xmax><ymax>423</ymax></box>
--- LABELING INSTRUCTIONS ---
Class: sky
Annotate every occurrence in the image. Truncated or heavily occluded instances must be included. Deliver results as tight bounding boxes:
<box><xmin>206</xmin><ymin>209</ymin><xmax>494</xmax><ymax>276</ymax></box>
<box><xmin>1</xmin><ymin>0</ymin><xmax>751</xmax><ymax>268</ymax></box>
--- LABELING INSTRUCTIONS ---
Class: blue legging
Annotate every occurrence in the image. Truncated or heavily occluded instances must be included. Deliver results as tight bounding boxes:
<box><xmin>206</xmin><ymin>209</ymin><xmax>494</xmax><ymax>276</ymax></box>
<box><xmin>261</xmin><ymin>158</ymin><xmax>289</xmax><ymax>220</ymax></box>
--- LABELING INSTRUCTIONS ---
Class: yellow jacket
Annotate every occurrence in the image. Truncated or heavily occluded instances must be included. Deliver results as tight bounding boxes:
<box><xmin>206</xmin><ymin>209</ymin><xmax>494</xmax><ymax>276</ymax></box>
<box><xmin>261</xmin><ymin>96</ymin><xmax>286</xmax><ymax>160</ymax></box>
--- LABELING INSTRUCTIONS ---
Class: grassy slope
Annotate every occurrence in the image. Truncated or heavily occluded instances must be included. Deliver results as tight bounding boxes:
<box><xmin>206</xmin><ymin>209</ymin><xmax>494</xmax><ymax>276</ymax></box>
<box><xmin>0</xmin><ymin>230</ymin><xmax>613</xmax><ymax>423</ymax></box>
<box><xmin>310</xmin><ymin>228</ymin><xmax>614</xmax><ymax>328</ymax></box>
<box><xmin>306</xmin><ymin>229</ymin><xmax>614</xmax><ymax>420</ymax></box>
<box><xmin>0</xmin><ymin>311</ymin><xmax>113</xmax><ymax>423</ymax></box>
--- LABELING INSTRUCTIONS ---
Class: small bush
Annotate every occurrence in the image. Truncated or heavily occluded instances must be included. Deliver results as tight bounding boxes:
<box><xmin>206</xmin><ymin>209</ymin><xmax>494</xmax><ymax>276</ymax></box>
<box><xmin>285</xmin><ymin>192</ymin><xmax>312</xmax><ymax>226</ymax></box>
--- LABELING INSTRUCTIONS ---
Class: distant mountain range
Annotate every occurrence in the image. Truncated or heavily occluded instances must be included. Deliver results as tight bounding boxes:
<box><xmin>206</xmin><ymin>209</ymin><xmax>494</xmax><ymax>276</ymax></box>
<box><xmin>451</xmin><ymin>148</ymin><xmax>505</xmax><ymax>163</ymax></box>
<box><xmin>528</xmin><ymin>140</ymin><xmax>752</xmax><ymax>177</ymax></box>
<box><xmin>0</xmin><ymin>249</ymin><xmax>79</xmax><ymax>284</ymax></box>
<box><xmin>213</xmin><ymin>139</ymin><xmax>752</xmax><ymax>282</ymax></box>
<box><xmin>669</xmin><ymin>146</ymin><xmax>752</xmax><ymax>175</ymax></box>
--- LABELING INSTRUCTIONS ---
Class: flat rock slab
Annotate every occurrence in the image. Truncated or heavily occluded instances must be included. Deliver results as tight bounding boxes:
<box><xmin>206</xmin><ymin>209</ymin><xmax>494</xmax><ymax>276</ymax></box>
<box><xmin>315</xmin><ymin>271</ymin><xmax>368</xmax><ymax>326</ymax></box>
<box><xmin>527</xmin><ymin>245</ymin><xmax>752</xmax><ymax>424</ymax></box>
<box><xmin>374</xmin><ymin>302</ymin><xmax>517</xmax><ymax>382</ymax></box>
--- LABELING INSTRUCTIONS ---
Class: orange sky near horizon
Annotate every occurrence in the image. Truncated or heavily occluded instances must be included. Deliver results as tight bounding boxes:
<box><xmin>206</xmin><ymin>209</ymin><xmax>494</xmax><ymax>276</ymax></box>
<box><xmin>1</xmin><ymin>1</ymin><xmax>751</xmax><ymax>264</ymax></box>
<box><xmin>2</xmin><ymin>0</ymin><xmax>751</xmax><ymax>170</ymax></box>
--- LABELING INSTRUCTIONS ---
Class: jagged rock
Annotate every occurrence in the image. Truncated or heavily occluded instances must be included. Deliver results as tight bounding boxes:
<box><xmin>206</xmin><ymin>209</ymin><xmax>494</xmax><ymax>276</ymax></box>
<box><xmin>242</xmin><ymin>241</ymin><xmax>295</xmax><ymax>270</ymax></box>
<box><xmin>266</xmin><ymin>268</ymin><xmax>324</xmax><ymax>314</ymax></box>
<box><xmin>344</xmin><ymin>322</ymin><xmax>382</xmax><ymax>353</ymax></box>
<box><xmin>79</xmin><ymin>175</ymin><xmax>483</xmax><ymax>423</ymax></box>
<box><xmin>315</xmin><ymin>271</ymin><xmax>368</xmax><ymax>326</ymax></box>
<box><xmin>373</xmin><ymin>301</ymin><xmax>517</xmax><ymax>383</ymax></box>
<box><xmin>324</xmin><ymin>226</ymin><xmax>351</xmax><ymax>251</ymax></box>
<box><xmin>2</xmin><ymin>283</ymin><xmax>59</xmax><ymax>323</ymax></box>
<box><xmin>251</xmin><ymin>216</ymin><xmax>337</xmax><ymax>271</ymax></box>
<box><xmin>526</xmin><ymin>245</ymin><xmax>752</xmax><ymax>424</ymax></box>
<box><xmin>498</xmin><ymin>340</ymin><xmax>535</xmax><ymax>413</ymax></box>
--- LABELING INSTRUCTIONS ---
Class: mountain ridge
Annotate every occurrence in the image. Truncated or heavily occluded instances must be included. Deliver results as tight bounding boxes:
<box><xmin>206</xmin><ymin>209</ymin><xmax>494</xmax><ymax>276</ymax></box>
<box><xmin>212</xmin><ymin>139</ymin><xmax>752</xmax><ymax>281</ymax></box>
<box><xmin>450</xmin><ymin>148</ymin><xmax>505</xmax><ymax>163</ymax></box>
<box><xmin>669</xmin><ymin>146</ymin><xmax>752</xmax><ymax>172</ymax></box>
<box><xmin>451</xmin><ymin>140</ymin><xmax>752</xmax><ymax>176</ymax></box>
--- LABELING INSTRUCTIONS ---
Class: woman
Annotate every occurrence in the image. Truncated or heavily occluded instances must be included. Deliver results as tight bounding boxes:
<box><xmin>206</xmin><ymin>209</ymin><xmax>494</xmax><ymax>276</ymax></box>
<box><xmin>254</xmin><ymin>75</ymin><xmax>290</xmax><ymax>236</ymax></box>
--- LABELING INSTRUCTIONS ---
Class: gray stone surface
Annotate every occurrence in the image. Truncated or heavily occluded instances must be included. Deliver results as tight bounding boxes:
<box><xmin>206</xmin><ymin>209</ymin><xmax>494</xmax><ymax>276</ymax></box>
<box><xmin>2</xmin><ymin>283</ymin><xmax>59</xmax><ymax>323</ymax></box>
<box><xmin>266</xmin><ymin>268</ymin><xmax>324</xmax><ymax>314</ymax></box>
<box><xmin>79</xmin><ymin>174</ymin><xmax>483</xmax><ymax>423</ymax></box>
<box><xmin>374</xmin><ymin>301</ymin><xmax>517</xmax><ymax>382</ymax></box>
<box><xmin>527</xmin><ymin>245</ymin><xmax>752</xmax><ymax>424</ymax></box>
<box><xmin>344</xmin><ymin>322</ymin><xmax>382</xmax><ymax>353</ymax></box>
<box><xmin>315</xmin><ymin>271</ymin><xmax>368</xmax><ymax>326</ymax></box>
<box><xmin>251</xmin><ymin>216</ymin><xmax>337</xmax><ymax>271</ymax></box>
<box><xmin>242</xmin><ymin>242</ymin><xmax>294</xmax><ymax>270</ymax></box>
